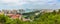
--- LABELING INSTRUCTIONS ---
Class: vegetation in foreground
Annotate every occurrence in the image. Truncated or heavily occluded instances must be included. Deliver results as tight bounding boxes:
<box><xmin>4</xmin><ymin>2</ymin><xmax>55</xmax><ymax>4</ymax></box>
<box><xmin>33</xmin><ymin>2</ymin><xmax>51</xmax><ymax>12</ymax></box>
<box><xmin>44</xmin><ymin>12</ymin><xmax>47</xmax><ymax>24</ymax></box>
<box><xmin>0</xmin><ymin>9</ymin><xmax>60</xmax><ymax>24</ymax></box>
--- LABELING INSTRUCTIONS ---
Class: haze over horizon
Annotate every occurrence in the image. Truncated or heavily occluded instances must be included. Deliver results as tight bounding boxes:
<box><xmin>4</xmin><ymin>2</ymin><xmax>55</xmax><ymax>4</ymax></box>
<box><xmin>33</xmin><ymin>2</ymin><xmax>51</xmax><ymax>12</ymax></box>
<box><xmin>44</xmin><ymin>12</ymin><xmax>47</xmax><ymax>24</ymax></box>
<box><xmin>0</xmin><ymin>0</ymin><xmax>60</xmax><ymax>10</ymax></box>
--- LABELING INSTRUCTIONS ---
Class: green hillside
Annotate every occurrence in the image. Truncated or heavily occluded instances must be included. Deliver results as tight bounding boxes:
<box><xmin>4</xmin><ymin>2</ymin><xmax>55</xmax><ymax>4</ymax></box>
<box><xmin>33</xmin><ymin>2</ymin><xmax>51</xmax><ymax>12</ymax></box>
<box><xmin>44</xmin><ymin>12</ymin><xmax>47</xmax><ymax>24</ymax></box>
<box><xmin>0</xmin><ymin>10</ymin><xmax>60</xmax><ymax>24</ymax></box>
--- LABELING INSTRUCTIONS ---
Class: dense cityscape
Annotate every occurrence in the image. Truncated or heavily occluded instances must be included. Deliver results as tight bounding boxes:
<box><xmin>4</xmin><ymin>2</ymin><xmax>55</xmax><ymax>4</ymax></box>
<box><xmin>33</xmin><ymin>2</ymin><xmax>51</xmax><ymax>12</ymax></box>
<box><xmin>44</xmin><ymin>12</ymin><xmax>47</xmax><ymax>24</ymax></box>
<box><xmin>0</xmin><ymin>9</ymin><xmax>60</xmax><ymax>24</ymax></box>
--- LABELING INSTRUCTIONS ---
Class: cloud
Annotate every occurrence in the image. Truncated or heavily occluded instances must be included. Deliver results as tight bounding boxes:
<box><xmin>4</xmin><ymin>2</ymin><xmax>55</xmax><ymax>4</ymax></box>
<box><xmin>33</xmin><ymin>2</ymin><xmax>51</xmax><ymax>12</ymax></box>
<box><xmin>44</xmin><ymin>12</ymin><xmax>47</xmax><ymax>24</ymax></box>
<box><xmin>0</xmin><ymin>0</ymin><xmax>60</xmax><ymax>10</ymax></box>
<box><xmin>1</xmin><ymin>0</ymin><xmax>19</xmax><ymax>3</ymax></box>
<box><xmin>1</xmin><ymin>0</ymin><xmax>28</xmax><ymax>5</ymax></box>
<box><xmin>1</xmin><ymin>0</ymin><xmax>57</xmax><ymax>5</ymax></box>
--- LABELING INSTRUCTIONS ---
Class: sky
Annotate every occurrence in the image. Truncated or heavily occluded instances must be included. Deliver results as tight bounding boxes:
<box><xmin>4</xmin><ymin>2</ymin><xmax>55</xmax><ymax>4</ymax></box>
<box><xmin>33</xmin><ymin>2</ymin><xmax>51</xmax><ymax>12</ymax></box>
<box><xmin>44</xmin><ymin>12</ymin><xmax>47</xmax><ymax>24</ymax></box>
<box><xmin>0</xmin><ymin>0</ymin><xmax>60</xmax><ymax>10</ymax></box>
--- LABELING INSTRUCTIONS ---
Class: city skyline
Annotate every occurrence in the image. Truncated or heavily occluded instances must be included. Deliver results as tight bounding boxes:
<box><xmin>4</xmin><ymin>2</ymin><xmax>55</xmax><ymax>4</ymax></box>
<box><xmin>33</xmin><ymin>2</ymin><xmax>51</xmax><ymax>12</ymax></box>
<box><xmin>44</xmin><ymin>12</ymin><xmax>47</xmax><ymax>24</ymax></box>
<box><xmin>0</xmin><ymin>0</ymin><xmax>60</xmax><ymax>10</ymax></box>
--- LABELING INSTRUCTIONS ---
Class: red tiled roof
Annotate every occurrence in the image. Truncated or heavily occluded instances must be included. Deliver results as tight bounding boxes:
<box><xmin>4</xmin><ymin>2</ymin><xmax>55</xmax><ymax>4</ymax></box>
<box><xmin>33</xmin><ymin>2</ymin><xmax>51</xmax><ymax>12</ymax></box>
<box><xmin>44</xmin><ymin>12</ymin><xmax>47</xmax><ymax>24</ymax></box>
<box><xmin>7</xmin><ymin>14</ymin><xmax>21</xmax><ymax>19</ymax></box>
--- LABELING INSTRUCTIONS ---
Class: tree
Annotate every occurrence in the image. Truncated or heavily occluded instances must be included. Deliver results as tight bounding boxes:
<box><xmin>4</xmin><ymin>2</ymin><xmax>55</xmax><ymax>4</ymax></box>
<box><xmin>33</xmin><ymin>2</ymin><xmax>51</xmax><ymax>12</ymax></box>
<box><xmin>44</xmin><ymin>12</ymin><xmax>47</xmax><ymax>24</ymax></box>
<box><xmin>59</xmin><ymin>9</ymin><xmax>60</xmax><ymax>12</ymax></box>
<box><xmin>0</xmin><ymin>15</ymin><xmax>6</xmax><ymax>24</ymax></box>
<box><xmin>58</xmin><ymin>9</ymin><xmax>60</xmax><ymax>13</ymax></box>
<box><xmin>52</xmin><ymin>10</ymin><xmax>56</xmax><ymax>15</ymax></box>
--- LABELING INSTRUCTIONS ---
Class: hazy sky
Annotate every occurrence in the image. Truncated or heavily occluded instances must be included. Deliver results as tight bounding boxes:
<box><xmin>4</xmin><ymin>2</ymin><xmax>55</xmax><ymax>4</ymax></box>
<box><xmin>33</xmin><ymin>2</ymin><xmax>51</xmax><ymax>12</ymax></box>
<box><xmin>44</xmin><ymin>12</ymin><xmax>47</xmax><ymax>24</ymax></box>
<box><xmin>0</xmin><ymin>0</ymin><xmax>60</xmax><ymax>10</ymax></box>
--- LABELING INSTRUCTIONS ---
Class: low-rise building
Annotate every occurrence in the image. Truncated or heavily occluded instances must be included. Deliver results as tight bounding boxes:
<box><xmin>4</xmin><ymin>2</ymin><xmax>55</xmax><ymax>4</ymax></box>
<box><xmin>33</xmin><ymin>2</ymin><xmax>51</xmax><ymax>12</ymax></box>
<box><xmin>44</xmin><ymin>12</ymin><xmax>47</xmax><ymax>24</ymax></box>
<box><xmin>6</xmin><ymin>13</ymin><xmax>22</xmax><ymax>19</ymax></box>
<box><xmin>41</xmin><ymin>9</ymin><xmax>53</xmax><ymax>13</ymax></box>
